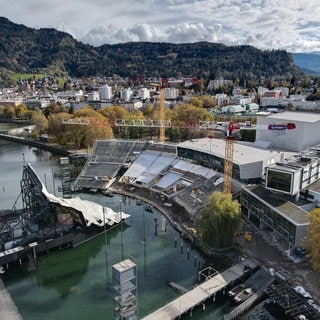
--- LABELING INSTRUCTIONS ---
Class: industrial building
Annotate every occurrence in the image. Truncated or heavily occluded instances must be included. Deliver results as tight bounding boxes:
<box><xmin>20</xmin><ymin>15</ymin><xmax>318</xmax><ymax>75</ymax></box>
<box><xmin>72</xmin><ymin>111</ymin><xmax>320</xmax><ymax>251</ymax></box>
<box><xmin>177</xmin><ymin>138</ymin><xmax>295</xmax><ymax>183</ymax></box>
<box><xmin>256</xmin><ymin>112</ymin><xmax>320</xmax><ymax>152</ymax></box>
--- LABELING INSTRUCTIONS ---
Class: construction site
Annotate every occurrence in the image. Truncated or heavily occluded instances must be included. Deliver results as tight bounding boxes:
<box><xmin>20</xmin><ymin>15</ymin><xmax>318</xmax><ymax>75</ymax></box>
<box><xmin>1</xmin><ymin>111</ymin><xmax>320</xmax><ymax>319</ymax></box>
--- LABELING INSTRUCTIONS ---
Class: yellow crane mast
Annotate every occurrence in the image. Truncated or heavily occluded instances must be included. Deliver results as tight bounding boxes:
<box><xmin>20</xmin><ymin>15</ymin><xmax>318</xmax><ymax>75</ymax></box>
<box><xmin>223</xmin><ymin>137</ymin><xmax>234</xmax><ymax>194</ymax></box>
<box><xmin>159</xmin><ymin>88</ymin><xmax>166</xmax><ymax>144</ymax></box>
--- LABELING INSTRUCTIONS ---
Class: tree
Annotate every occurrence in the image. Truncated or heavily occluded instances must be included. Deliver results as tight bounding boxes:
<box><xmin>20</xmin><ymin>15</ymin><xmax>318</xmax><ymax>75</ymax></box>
<box><xmin>306</xmin><ymin>208</ymin><xmax>320</xmax><ymax>272</ymax></box>
<box><xmin>99</xmin><ymin>106</ymin><xmax>131</xmax><ymax>138</ymax></box>
<box><xmin>3</xmin><ymin>105</ymin><xmax>15</xmax><ymax>119</ymax></box>
<box><xmin>74</xmin><ymin>106</ymin><xmax>104</xmax><ymax>119</ymax></box>
<box><xmin>46</xmin><ymin>109</ymin><xmax>113</xmax><ymax>149</ymax></box>
<box><xmin>31</xmin><ymin>111</ymin><xmax>48</xmax><ymax>138</ymax></box>
<box><xmin>170</xmin><ymin>103</ymin><xmax>213</xmax><ymax>140</ymax></box>
<box><xmin>15</xmin><ymin>104</ymin><xmax>29</xmax><ymax>119</ymax></box>
<box><xmin>188</xmin><ymin>97</ymin><xmax>203</xmax><ymax>108</ymax></box>
<box><xmin>196</xmin><ymin>191</ymin><xmax>242</xmax><ymax>249</ymax></box>
<box><xmin>199</xmin><ymin>95</ymin><xmax>217</xmax><ymax>109</ymax></box>
<box><xmin>99</xmin><ymin>105</ymin><xmax>130</xmax><ymax>123</ymax></box>
<box><xmin>47</xmin><ymin>112</ymin><xmax>71</xmax><ymax>144</ymax></box>
<box><xmin>43</xmin><ymin>102</ymin><xmax>66</xmax><ymax>118</ymax></box>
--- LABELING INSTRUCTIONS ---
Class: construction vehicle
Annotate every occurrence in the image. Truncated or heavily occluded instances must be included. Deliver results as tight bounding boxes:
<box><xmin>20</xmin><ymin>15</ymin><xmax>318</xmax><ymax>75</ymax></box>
<box><xmin>245</xmin><ymin>231</ymin><xmax>253</xmax><ymax>242</ymax></box>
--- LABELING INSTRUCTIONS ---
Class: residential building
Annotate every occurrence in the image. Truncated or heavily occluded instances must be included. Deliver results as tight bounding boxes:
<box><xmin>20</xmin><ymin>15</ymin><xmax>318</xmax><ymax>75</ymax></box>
<box><xmin>99</xmin><ymin>84</ymin><xmax>112</xmax><ymax>100</ymax></box>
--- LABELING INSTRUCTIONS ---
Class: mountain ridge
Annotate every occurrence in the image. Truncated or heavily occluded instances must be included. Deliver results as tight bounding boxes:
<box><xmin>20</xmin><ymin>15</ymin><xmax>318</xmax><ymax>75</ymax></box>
<box><xmin>0</xmin><ymin>16</ymin><xmax>304</xmax><ymax>81</ymax></box>
<box><xmin>292</xmin><ymin>52</ymin><xmax>320</xmax><ymax>74</ymax></box>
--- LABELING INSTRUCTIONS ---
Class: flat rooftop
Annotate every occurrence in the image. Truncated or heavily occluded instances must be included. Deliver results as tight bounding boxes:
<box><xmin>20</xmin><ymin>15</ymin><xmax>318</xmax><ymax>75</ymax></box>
<box><xmin>178</xmin><ymin>138</ymin><xmax>295</xmax><ymax>165</ymax></box>
<box><xmin>266</xmin><ymin>111</ymin><xmax>320</xmax><ymax>123</ymax></box>
<box><xmin>244</xmin><ymin>184</ymin><xmax>309</xmax><ymax>226</ymax></box>
<box><xmin>308</xmin><ymin>178</ymin><xmax>320</xmax><ymax>193</ymax></box>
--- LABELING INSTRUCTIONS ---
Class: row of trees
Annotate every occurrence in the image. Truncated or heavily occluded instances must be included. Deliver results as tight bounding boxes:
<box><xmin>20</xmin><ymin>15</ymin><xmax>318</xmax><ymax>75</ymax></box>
<box><xmin>26</xmin><ymin>96</ymin><xmax>218</xmax><ymax>149</ymax></box>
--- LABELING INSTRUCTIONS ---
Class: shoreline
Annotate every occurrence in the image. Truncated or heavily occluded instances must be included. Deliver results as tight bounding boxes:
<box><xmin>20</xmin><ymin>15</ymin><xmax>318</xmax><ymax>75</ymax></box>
<box><xmin>2</xmin><ymin>134</ymin><xmax>320</xmax><ymax>314</ymax></box>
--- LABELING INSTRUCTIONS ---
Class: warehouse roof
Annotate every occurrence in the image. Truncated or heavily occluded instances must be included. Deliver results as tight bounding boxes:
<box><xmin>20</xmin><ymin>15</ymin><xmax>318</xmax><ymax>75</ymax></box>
<box><xmin>266</xmin><ymin>111</ymin><xmax>320</xmax><ymax>123</ymax></box>
<box><xmin>178</xmin><ymin>138</ymin><xmax>295</xmax><ymax>165</ymax></box>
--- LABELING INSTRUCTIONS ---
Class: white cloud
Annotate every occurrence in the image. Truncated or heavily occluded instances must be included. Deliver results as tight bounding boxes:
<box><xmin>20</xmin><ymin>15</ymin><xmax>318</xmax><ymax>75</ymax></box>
<box><xmin>0</xmin><ymin>0</ymin><xmax>320</xmax><ymax>52</ymax></box>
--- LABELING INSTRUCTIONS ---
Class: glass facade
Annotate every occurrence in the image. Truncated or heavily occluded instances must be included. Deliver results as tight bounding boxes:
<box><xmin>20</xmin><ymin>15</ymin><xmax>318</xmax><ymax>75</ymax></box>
<box><xmin>241</xmin><ymin>188</ymin><xmax>297</xmax><ymax>245</ymax></box>
<box><xmin>177</xmin><ymin>146</ymin><xmax>240</xmax><ymax>180</ymax></box>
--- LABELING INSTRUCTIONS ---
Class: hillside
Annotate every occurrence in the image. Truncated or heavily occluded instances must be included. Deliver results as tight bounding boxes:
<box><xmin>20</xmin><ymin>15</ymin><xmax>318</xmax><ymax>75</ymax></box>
<box><xmin>292</xmin><ymin>52</ymin><xmax>320</xmax><ymax>74</ymax></box>
<box><xmin>0</xmin><ymin>16</ymin><xmax>303</xmax><ymax>81</ymax></box>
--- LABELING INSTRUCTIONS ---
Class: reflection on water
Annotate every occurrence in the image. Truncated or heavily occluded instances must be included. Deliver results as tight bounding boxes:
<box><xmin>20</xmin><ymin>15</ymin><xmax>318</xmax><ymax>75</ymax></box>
<box><xmin>0</xmin><ymin>139</ymin><xmax>60</xmax><ymax>210</ymax></box>
<box><xmin>0</xmin><ymin>137</ymin><xmax>232</xmax><ymax>320</ymax></box>
<box><xmin>4</xmin><ymin>194</ymin><xmax>224</xmax><ymax>320</ymax></box>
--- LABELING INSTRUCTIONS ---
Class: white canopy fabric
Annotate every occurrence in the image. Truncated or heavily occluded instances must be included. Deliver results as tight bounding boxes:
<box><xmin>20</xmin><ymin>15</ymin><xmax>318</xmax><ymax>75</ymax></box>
<box><xmin>28</xmin><ymin>163</ymin><xmax>130</xmax><ymax>227</ymax></box>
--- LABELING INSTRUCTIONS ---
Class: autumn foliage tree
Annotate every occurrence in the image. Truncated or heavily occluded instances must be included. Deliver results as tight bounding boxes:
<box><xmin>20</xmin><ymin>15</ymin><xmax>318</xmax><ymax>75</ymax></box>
<box><xmin>196</xmin><ymin>191</ymin><xmax>242</xmax><ymax>249</ymax></box>
<box><xmin>306</xmin><ymin>208</ymin><xmax>320</xmax><ymax>272</ymax></box>
<box><xmin>46</xmin><ymin>107</ymin><xmax>113</xmax><ymax>149</ymax></box>
<box><xmin>170</xmin><ymin>103</ymin><xmax>214</xmax><ymax>140</ymax></box>
<box><xmin>31</xmin><ymin>111</ymin><xmax>48</xmax><ymax>138</ymax></box>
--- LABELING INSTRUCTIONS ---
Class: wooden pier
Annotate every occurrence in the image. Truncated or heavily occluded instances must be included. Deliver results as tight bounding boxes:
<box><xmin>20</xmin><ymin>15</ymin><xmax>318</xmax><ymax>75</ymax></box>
<box><xmin>142</xmin><ymin>259</ymin><xmax>258</xmax><ymax>320</ymax></box>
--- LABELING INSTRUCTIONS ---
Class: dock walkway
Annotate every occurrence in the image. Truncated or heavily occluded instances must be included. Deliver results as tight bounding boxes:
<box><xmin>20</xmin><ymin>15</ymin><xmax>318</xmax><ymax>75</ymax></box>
<box><xmin>142</xmin><ymin>259</ymin><xmax>258</xmax><ymax>320</ymax></box>
<box><xmin>0</xmin><ymin>278</ymin><xmax>23</xmax><ymax>320</ymax></box>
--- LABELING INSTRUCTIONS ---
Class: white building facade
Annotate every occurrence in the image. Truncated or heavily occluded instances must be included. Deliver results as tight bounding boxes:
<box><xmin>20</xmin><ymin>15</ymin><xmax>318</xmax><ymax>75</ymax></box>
<box><xmin>256</xmin><ymin>112</ymin><xmax>320</xmax><ymax>152</ymax></box>
<box><xmin>99</xmin><ymin>85</ymin><xmax>112</xmax><ymax>100</ymax></box>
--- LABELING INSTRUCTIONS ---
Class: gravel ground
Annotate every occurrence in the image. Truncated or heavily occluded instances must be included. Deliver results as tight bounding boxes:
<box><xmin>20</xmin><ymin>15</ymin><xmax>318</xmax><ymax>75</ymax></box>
<box><xmin>234</xmin><ymin>221</ymin><xmax>320</xmax><ymax>305</ymax></box>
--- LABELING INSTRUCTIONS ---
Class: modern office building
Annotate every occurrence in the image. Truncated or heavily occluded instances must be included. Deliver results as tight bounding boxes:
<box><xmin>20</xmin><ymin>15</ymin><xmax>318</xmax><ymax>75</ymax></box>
<box><xmin>241</xmin><ymin>184</ymin><xmax>309</xmax><ymax>248</ymax></box>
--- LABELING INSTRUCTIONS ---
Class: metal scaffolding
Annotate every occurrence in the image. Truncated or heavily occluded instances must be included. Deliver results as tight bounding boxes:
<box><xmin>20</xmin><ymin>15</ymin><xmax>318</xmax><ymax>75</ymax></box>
<box><xmin>112</xmin><ymin>259</ymin><xmax>138</xmax><ymax>320</ymax></box>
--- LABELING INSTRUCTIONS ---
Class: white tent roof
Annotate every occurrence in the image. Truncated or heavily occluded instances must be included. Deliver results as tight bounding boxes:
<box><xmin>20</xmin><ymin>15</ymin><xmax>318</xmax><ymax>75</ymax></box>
<box><xmin>124</xmin><ymin>152</ymin><xmax>176</xmax><ymax>184</ymax></box>
<box><xmin>173</xmin><ymin>160</ymin><xmax>216</xmax><ymax>179</ymax></box>
<box><xmin>28</xmin><ymin>163</ymin><xmax>130</xmax><ymax>227</ymax></box>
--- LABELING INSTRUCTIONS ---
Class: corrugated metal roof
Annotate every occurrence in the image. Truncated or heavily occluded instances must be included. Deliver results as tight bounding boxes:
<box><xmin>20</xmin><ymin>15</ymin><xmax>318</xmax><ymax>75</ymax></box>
<box><xmin>154</xmin><ymin>172</ymin><xmax>182</xmax><ymax>189</ymax></box>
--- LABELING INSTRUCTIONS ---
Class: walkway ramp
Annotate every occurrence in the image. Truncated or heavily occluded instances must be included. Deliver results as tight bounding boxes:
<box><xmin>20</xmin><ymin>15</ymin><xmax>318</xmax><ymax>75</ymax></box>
<box><xmin>142</xmin><ymin>259</ymin><xmax>258</xmax><ymax>320</ymax></box>
<box><xmin>0</xmin><ymin>278</ymin><xmax>23</xmax><ymax>320</ymax></box>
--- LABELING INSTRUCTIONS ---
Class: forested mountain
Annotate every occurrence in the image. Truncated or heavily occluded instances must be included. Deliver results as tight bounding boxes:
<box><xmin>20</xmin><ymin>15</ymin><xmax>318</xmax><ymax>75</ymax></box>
<box><xmin>0</xmin><ymin>17</ymin><xmax>303</xmax><ymax>81</ymax></box>
<box><xmin>292</xmin><ymin>52</ymin><xmax>320</xmax><ymax>74</ymax></box>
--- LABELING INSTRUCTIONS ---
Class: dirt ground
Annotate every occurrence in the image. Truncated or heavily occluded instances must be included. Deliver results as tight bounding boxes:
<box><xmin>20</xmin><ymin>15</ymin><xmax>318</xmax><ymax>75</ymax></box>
<box><xmin>234</xmin><ymin>220</ymin><xmax>320</xmax><ymax>305</ymax></box>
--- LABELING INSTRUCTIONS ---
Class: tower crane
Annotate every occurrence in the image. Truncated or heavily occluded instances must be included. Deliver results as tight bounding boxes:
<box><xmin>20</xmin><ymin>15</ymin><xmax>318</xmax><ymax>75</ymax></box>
<box><xmin>158</xmin><ymin>88</ymin><xmax>166</xmax><ymax>144</ymax></box>
<box><xmin>201</xmin><ymin>121</ymin><xmax>296</xmax><ymax>195</ymax></box>
<box><xmin>223</xmin><ymin>123</ymin><xmax>241</xmax><ymax>194</ymax></box>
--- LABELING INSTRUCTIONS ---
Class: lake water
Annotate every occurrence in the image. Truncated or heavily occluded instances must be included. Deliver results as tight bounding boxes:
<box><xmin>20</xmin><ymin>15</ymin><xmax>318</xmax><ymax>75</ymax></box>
<box><xmin>0</xmin><ymin>132</ymin><xmax>236</xmax><ymax>320</ymax></box>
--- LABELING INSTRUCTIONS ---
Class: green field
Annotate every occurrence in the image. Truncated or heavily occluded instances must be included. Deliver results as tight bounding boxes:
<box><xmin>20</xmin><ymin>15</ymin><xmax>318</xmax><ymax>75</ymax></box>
<box><xmin>11</xmin><ymin>73</ymin><xmax>47</xmax><ymax>81</ymax></box>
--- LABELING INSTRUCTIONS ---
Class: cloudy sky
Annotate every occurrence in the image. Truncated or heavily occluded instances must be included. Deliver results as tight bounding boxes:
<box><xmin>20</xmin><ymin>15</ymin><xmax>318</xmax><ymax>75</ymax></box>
<box><xmin>1</xmin><ymin>0</ymin><xmax>320</xmax><ymax>53</ymax></box>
